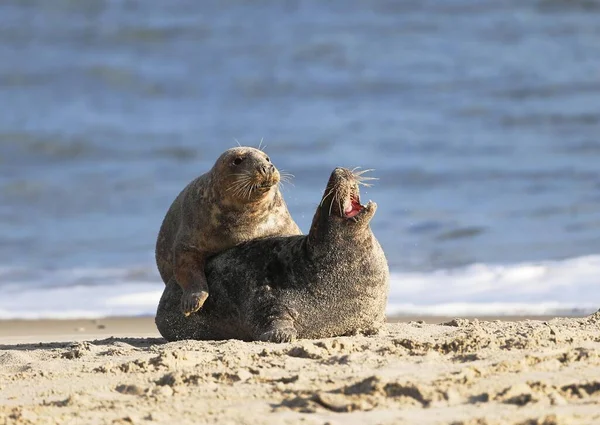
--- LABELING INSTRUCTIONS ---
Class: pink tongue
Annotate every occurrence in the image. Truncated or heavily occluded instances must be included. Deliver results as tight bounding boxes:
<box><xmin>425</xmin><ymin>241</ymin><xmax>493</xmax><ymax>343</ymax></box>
<box><xmin>346</xmin><ymin>209</ymin><xmax>360</xmax><ymax>218</ymax></box>
<box><xmin>345</xmin><ymin>202</ymin><xmax>360</xmax><ymax>217</ymax></box>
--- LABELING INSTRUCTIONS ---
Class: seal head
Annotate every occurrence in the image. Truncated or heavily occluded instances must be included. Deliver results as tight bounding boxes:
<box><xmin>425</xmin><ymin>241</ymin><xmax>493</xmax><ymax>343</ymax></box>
<box><xmin>307</xmin><ymin>167</ymin><xmax>377</xmax><ymax>251</ymax></box>
<box><xmin>214</xmin><ymin>147</ymin><xmax>282</xmax><ymax>206</ymax></box>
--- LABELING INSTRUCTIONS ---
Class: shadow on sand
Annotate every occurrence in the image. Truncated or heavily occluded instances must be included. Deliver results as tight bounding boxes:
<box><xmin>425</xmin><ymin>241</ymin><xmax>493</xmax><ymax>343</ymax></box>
<box><xmin>0</xmin><ymin>336</ymin><xmax>167</xmax><ymax>352</ymax></box>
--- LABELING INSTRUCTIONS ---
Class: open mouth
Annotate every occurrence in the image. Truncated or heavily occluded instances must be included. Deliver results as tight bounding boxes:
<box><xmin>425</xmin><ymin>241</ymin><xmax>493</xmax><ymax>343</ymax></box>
<box><xmin>343</xmin><ymin>193</ymin><xmax>364</xmax><ymax>218</ymax></box>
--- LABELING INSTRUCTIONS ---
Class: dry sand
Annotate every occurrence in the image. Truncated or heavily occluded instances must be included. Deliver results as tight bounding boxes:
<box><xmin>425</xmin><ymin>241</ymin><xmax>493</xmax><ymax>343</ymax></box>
<box><xmin>1</xmin><ymin>312</ymin><xmax>599</xmax><ymax>425</ymax></box>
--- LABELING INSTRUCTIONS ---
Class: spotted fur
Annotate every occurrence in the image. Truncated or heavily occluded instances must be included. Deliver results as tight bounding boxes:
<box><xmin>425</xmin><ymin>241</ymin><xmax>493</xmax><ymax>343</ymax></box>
<box><xmin>155</xmin><ymin>147</ymin><xmax>301</xmax><ymax>316</ymax></box>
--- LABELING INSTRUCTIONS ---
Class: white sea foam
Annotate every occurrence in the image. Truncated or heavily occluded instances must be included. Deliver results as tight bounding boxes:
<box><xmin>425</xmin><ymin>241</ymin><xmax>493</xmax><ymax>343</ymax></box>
<box><xmin>386</xmin><ymin>255</ymin><xmax>599</xmax><ymax>316</ymax></box>
<box><xmin>0</xmin><ymin>255</ymin><xmax>598</xmax><ymax>319</ymax></box>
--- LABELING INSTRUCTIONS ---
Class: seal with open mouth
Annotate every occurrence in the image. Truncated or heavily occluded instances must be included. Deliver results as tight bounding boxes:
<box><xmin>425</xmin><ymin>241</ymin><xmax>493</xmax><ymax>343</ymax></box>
<box><xmin>155</xmin><ymin>146</ymin><xmax>301</xmax><ymax>317</ymax></box>
<box><xmin>155</xmin><ymin>167</ymin><xmax>389</xmax><ymax>342</ymax></box>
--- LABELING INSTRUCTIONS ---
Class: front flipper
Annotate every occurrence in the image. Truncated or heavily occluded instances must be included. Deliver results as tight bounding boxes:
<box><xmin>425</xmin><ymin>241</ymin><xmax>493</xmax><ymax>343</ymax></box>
<box><xmin>173</xmin><ymin>245</ymin><xmax>210</xmax><ymax>316</ymax></box>
<box><xmin>257</xmin><ymin>319</ymin><xmax>297</xmax><ymax>343</ymax></box>
<box><xmin>181</xmin><ymin>288</ymin><xmax>209</xmax><ymax>317</ymax></box>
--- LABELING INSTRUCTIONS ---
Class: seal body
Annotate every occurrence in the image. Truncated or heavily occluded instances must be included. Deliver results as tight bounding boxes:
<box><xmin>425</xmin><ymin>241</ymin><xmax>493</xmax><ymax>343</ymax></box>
<box><xmin>155</xmin><ymin>146</ymin><xmax>301</xmax><ymax>316</ymax></box>
<box><xmin>155</xmin><ymin>167</ymin><xmax>389</xmax><ymax>342</ymax></box>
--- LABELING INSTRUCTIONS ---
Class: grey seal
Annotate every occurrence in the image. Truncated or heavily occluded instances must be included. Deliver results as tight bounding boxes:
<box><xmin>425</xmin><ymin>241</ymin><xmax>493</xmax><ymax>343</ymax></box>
<box><xmin>155</xmin><ymin>146</ymin><xmax>301</xmax><ymax>316</ymax></box>
<box><xmin>155</xmin><ymin>167</ymin><xmax>389</xmax><ymax>342</ymax></box>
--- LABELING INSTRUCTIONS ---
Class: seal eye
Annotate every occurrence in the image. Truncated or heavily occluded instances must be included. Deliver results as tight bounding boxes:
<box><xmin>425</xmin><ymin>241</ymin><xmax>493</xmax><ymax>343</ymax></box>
<box><xmin>233</xmin><ymin>157</ymin><xmax>243</xmax><ymax>166</ymax></box>
<box><xmin>265</xmin><ymin>157</ymin><xmax>270</xmax><ymax>163</ymax></box>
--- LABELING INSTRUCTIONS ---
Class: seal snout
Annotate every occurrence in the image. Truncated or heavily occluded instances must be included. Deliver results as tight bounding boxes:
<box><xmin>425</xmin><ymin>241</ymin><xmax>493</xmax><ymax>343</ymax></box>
<box><xmin>258</xmin><ymin>163</ymin><xmax>275</xmax><ymax>176</ymax></box>
<box><xmin>256</xmin><ymin>163</ymin><xmax>279</xmax><ymax>189</ymax></box>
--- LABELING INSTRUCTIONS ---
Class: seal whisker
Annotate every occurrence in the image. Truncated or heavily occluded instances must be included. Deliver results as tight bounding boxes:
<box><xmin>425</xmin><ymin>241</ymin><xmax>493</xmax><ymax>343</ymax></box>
<box><xmin>353</xmin><ymin>168</ymin><xmax>375</xmax><ymax>177</ymax></box>
<box><xmin>257</xmin><ymin>138</ymin><xmax>267</xmax><ymax>152</ymax></box>
<box><xmin>237</xmin><ymin>184</ymin><xmax>248</xmax><ymax>200</ymax></box>
<box><xmin>280</xmin><ymin>175</ymin><xmax>295</xmax><ymax>186</ymax></box>
<box><xmin>279</xmin><ymin>170</ymin><xmax>295</xmax><ymax>178</ymax></box>
<box><xmin>228</xmin><ymin>176</ymin><xmax>254</xmax><ymax>197</ymax></box>
<box><xmin>277</xmin><ymin>179</ymin><xmax>293</xmax><ymax>192</ymax></box>
<box><xmin>227</xmin><ymin>179</ymin><xmax>254</xmax><ymax>193</ymax></box>
<box><xmin>246</xmin><ymin>181</ymin><xmax>258</xmax><ymax>200</ymax></box>
<box><xmin>233</xmin><ymin>137</ymin><xmax>242</xmax><ymax>147</ymax></box>
<box><xmin>353</xmin><ymin>168</ymin><xmax>378</xmax><ymax>186</ymax></box>
<box><xmin>236</xmin><ymin>180</ymin><xmax>253</xmax><ymax>196</ymax></box>
<box><xmin>329</xmin><ymin>190</ymin><xmax>339</xmax><ymax>217</ymax></box>
<box><xmin>226</xmin><ymin>175</ymin><xmax>253</xmax><ymax>193</ymax></box>
<box><xmin>280</xmin><ymin>174</ymin><xmax>295</xmax><ymax>185</ymax></box>
<box><xmin>320</xmin><ymin>187</ymin><xmax>336</xmax><ymax>208</ymax></box>
<box><xmin>229</xmin><ymin>182</ymin><xmax>247</xmax><ymax>198</ymax></box>
<box><xmin>239</xmin><ymin>181</ymin><xmax>251</xmax><ymax>200</ymax></box>
<box><xmin>233</xmin><ymin>187</ymin><xmax>245</xmax><ymax>199</ymax></box>
<box><xmin>250</xmin><ymin>182</ymin><xmax>261</xmax><ymax>199</ymax></box>
<box><xmin>225</xmin><ymin>182</ymin><xmax>245</xmax><ymax>194</ymax></box>
<box><xmin>227</xmin><ymin>174</ymin><xmax>253</xmax><ymax>184</ymax></box>
<box><xmin>355</xmin><ymin>175</ymin><xmax>378</xmax><ymax>181</ymax></box>
<box><xmin>226</xmin><ymin>172</ymin><xmax>254</xmax><ymax>189</ymax></box>
<box><xmin>228</xmin><ymin>178</ymin><xmax>253</xmax><ymax>190</ymax></box>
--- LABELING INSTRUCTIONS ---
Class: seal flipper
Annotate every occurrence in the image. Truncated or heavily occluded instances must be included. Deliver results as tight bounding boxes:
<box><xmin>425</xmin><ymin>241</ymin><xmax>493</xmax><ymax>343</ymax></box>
<box><xmin>257</xmin><ymin>320</ymin><xmax>297</xmax><ymax>343</ymax></box>
<box><xmin>252</xmin><ymin>294</ymin><xmax>298</xmax><ymax>343</ymax></box>
<box><xmin>173</xmin><ymin>245</ymin><xmax>211</xmax><ymax>316</ymax></box>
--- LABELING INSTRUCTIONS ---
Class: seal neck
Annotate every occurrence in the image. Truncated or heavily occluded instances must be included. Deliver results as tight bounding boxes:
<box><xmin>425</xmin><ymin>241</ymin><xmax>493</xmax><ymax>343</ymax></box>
<box><xmin>306</xmin><ymin>206</ymin><xmax>371</xmax><ymax>259</ymax></box>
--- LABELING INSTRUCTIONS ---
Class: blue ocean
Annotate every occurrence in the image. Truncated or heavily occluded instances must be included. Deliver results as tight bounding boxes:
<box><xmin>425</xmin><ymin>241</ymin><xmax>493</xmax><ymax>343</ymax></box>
<box><xmin>1</xmin><ymin>0</ymin><xmax>599</xmax><ymax>318</ymax></box>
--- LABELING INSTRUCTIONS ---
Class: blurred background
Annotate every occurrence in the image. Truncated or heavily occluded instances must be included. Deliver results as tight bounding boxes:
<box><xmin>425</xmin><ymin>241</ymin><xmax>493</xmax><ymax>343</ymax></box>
<box><xmin>1</xmin><ymin>0</ymin><xmax>599</xmax><ymax>319</ymax></box>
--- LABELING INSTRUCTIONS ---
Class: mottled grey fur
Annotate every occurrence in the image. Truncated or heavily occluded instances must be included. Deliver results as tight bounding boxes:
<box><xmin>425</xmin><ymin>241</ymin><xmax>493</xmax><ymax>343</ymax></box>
<box><xmin>155</xmin><ymin>146</ymin><xmax>301</xmax><ymax>316</ymax></box>
<box><xmin>155</xmin><ymin>167</ymin><xmax>389</xmax><ymax>342</ymax></box>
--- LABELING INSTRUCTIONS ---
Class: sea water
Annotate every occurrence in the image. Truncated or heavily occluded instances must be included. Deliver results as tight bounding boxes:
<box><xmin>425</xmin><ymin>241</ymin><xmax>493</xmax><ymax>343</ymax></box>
<box><xmin>1</xmin><ymin>0</ymin><xmax>599</xmax><ymax>318</ymax></box>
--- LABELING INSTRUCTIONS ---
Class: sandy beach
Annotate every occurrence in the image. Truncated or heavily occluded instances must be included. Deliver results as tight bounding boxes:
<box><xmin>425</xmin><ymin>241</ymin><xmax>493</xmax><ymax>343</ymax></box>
<box><xmin>0</xmin><ymin>312</ymin><xmax>598</xmax><ymax>425</ymax></box>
